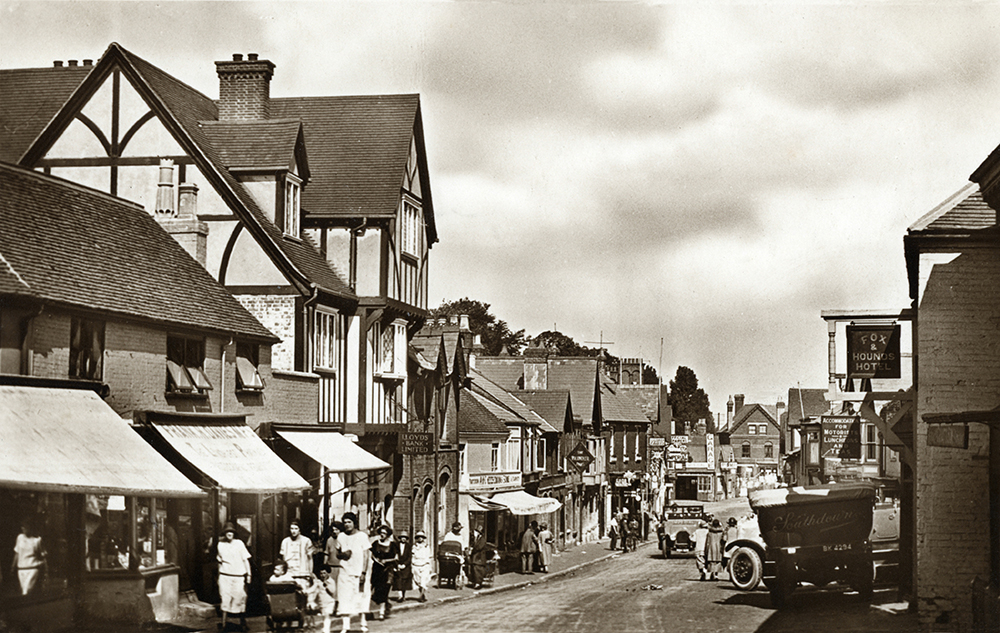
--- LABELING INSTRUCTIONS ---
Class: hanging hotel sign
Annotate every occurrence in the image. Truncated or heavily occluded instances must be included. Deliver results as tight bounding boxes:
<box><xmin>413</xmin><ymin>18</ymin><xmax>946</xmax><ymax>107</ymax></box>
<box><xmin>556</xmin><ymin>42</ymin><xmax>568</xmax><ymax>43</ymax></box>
<box><xmin>821</xmin><ymin>415</ymin><xmax>862</xmax><ymax>460</ymax></box>
<box><xmin>847</xmin><ymin>324</ymin><xmax>901</xmax><ymax>379</ymax></box>
<box><xmin>566</xmin><ymin>442</ymin><xmax>595</xmax><ymax>473</ymax></box>
<box><xmin>398</xmin><ymin>432</ymin><xmax>434</xmax><ymax>455</ymax></box>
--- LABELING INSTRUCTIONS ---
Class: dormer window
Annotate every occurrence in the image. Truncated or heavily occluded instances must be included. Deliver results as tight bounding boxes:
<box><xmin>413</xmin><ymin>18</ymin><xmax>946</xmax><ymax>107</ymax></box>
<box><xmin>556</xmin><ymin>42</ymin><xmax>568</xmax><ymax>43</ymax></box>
<box><xmin>283</xmin><ymin>174</ymin><xmax>301</xmax><ymax>237</ymax></box>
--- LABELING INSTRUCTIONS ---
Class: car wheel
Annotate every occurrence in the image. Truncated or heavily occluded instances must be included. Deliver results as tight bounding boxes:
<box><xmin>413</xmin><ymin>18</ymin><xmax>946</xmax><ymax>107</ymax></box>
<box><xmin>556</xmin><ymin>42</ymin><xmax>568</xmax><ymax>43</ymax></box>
<box><xmin>728</xmin><ymin>547</ymin><xmax>763</xmax><ymax>591</ymax></box>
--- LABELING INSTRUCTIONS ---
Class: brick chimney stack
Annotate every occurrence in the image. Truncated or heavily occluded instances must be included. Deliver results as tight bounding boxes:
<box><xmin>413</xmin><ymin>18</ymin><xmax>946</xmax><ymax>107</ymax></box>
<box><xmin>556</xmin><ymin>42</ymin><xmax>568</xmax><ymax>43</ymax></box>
<box><xmin>734</xmin><ymin>393</ymin><xmax>745</xmax><ymax>413</ymax></box>
<box><xmin>215</xmin><ymin>53</ymin><xmax>275</xmax><ymax>122</ymax></box>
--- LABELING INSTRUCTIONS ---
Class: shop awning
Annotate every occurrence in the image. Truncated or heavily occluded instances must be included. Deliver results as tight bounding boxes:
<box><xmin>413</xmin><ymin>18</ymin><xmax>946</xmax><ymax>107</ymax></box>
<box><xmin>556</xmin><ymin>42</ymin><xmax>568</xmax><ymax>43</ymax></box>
<box><xmin>0</xmin><ymin>386</ymin><xmax>203</xmax><ymax>497</ymax></box>
<box><xmin>466</xmin><ymin>494</ymin><xmax>507</xmax><ymax>512</ymax></box>
<box><xmin>487</xmin><ymin>490</ymin><xmax>562</xmax><ymax>516</ymax></box>
<box><xmin>153</xmin><ymin>421</ymin><xmax>310</xmax><ymax>494</ymax></box>
<box><xmin>276</xmin><ymin>430</ymin><xmax>390</xmax><ymax>473</ymax></box>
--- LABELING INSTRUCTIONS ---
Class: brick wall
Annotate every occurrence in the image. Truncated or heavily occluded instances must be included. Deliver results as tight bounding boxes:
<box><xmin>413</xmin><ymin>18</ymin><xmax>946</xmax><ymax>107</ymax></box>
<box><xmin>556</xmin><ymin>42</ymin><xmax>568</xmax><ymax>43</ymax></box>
<box><xmin>236</xmin><ymin>294</ymin><xmax>297</xmax><ymax>371</ymax></box>
<box><xmin>916</xmin><ymin>247</ymin><xmax>1000</xmax><ymax>632</ymax></box>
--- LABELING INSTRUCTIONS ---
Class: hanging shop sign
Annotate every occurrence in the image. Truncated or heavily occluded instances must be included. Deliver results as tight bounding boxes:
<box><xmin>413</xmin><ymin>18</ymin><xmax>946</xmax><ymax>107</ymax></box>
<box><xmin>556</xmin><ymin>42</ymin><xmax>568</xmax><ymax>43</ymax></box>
<box><xmin>398</xmin><ymin>432</ymin><xmax>434</xmax><ymax>455</ymax></box>
<box><xmin>821</xmin><ymin>415</ymin><xmax>862</xmax><ymax>460</ymax></box>
<box><xmin>566</xmin><ymin>442</ymin><xmax>595</xmax><ymax>473</ymax></box>
<box><xmin>847</xmin><ymin>324</ymin><xmax>901</xmax><ymax>380</ymax></box>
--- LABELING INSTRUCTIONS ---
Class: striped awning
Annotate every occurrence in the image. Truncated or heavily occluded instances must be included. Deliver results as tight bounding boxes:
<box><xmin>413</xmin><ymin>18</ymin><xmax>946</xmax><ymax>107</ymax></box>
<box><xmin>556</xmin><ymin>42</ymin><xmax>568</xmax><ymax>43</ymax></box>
<box><xmin>469</xmin><ymin>490</ymin><xmax>562</xmax><ymax>516</ymax></box>
<box><xmin>153</xmin><ymin>421</ymin><xmax>309</xmax><ymax>494</ymax></box>
<box><xmin>0</xmin><ymin>386</ymin><xmax>202</xmax><ymax>497</ymax></box>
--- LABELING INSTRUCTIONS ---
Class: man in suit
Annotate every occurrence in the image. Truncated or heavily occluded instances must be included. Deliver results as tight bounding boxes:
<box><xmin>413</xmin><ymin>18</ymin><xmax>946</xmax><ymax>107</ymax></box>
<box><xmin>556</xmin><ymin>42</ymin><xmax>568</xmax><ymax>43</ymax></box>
<box><xmin>468</xmin><ymin>525</ymin><xmax>488</xmax><ymax>589</ymax></box>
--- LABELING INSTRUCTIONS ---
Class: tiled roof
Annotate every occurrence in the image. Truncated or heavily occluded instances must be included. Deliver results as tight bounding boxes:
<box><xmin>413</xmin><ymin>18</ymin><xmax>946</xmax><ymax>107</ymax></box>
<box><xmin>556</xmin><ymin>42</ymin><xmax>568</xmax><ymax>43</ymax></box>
<box><xmin>0</xmin><ymin>65</ymin><xmax>90</xmax><ymax>163</ymax></box>
<box><xmin>271</xmin><ymin>95</ymin><xmax>437</xmax><ymax>243</ymax></box>
<box><xmin>201</xmin><ymin>120</ymin><xmax>304</xmax><ymax>173</ymax></box>
<box><xmin>475</xmin><ymin>357</ymin><xmax>525</xmax><ymax>390</ymax></box>
<box><xmin>118</xmin><ymin>47</ymin><xmax>353</xmax><ymax>298</ymax></box>
<box><xmin>731</xmin><ymin>403</ymin><xmax>779</xmax><ymax>432</ymax></box>
<box><xmin>410</xmin><ymin>332</ymin><xmax>444</xmax><ymax>368</ymax></box>
<box><xmin>459</xmin><ymin>389</ymin><xmax>518</xmax><ymax>438</ymax></box>
<box><xmin>547</xmin><ymin>358</ymin><xmax>600</xmax><ymax>424</ymax></box>
<box><xmin>786</xmin><ymin>388</ymin><xmax>829</xmax><ymax>425</ymax></box>
<box><xmin>469</xmin><ymin>368</ymin><xmax>540</xmax><ymax>426</ymax></box>
<box><xmin>600</xmin><ymin>381</ymin><xmax>651</xmax><ymax>424</ymax></box>
<box><xmin>516</xmin><ymin>390</ymin><xmax>571</xmax><ymax>434</ymax></box>
<box><xmin>0</xmin><ymin>164</ymin><xmax>278</xmax><ymax>341</ymax></box>
<box><xmin>618</xmin><ymin>384</ymin><xmax>661</xmax><ymax>423</ymax></box>
<box><xmin>909</xmin><ymin>183</ymin><xmax>997</xmax><ymax>233</ymax></box>
<box><xmin>3</xmin><ymin>44</ymin><xmax>353</xmax><ymax>299</ymax></box>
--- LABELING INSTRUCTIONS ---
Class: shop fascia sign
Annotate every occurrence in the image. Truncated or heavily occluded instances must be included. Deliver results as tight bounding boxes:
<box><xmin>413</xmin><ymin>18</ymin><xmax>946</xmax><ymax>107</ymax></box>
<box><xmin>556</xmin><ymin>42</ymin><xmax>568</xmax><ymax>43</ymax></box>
<box><xmin>465</xmin><ymin>471</ymin><xmax>522</xmax><ymax>493</ymax></box>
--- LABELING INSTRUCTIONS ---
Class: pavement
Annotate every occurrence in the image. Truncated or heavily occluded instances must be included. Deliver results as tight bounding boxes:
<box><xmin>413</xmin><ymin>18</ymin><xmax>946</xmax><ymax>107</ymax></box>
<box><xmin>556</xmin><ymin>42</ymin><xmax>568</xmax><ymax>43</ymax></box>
<box><xmin>176</xmin><ymin>534</ymin><xmax>634</xmax><ymax>632</ymax></box>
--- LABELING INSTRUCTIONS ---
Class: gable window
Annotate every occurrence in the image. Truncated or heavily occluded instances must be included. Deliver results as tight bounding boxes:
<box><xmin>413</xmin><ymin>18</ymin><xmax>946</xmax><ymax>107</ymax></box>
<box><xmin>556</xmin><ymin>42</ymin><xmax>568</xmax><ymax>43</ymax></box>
<box><xmin>748</xmin><ymin>424</ymin><xmax>756</xmax><ymax>435</ymax></box>
<box><xmin>70</xmin><ymin>317</ymin><xmax>104</xmax><ymax>380</ymax></box>
<box><xmin>507</xmin><ymin>434</ymin><xmax>521</xmax><ymax>472</ymax></box>
<box><xmin>374</xmin><ymin>320</ymin><xmax>406</xmax><ymax>378</ymax></box>
<box><xmin>491</xmin><ymin>443</ymin><xmax>500</xmax><ymax>472</ymax></box>
<box><xmin>536</xmin><ymin>437</ymin><xmax>546</xmax><ymax>472</ymax></box>
<box><xmin>283</xmin><ymin>174</ymin><xmax>301</xmax><ymax>238</ymax></box>
<box><xmin>742</xmin><ymin>442</ymin><xmax>751</xmax><ymax>459</ymax></box>
<box><xmin>166</xmin><ymin>335</ymin><xmax>212</xmax><ymax>394</ymax></box>
<box><xmin>764</xmin><ymin>442</ymin><xmax>774</xmax><ymax>459</ymax></box>
<box><xmin>760</xmin><ymin>424</ymin><xmax>768</xmax><ymax>435</ymax></box>
<box><xmin>400</xmin><ymin>199</ymin><xmax>421</xmax><ymax>257</ymax></box>
<box><xmin>235</xmin><ymin>342</ymin><xmax>263</xmax><ymax>391</ymax></box>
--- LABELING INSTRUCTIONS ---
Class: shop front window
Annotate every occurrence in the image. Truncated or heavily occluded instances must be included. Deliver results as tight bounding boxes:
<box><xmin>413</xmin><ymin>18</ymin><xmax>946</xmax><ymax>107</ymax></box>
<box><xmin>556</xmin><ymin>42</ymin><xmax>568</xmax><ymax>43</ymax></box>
<box><xmin>86</xmin><ymin>495</ymin><xmax>176</xmax><ymax>572</ymax></box>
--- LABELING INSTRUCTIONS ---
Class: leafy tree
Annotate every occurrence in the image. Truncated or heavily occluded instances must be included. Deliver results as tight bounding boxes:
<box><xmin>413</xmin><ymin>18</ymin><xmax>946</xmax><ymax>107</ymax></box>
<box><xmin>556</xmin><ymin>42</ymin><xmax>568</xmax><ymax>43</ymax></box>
<box><xmin>642</xmin><ymin>365</ymin><xmax>659</xmax><ymax>385</ymax></box>
<box><xmin>431</xmin><ymin>298</ymin><xmax>526</xmax><ymax>356</ymax></box>
<box><xmin>528</xmin><ymin>330</ymin><xmax>620</xmax><ymax>376</ymax></box>
<box><xmin>667</xmin><ymin>366</ymin><xmax>712</xmax><ymax>430</ymax></box>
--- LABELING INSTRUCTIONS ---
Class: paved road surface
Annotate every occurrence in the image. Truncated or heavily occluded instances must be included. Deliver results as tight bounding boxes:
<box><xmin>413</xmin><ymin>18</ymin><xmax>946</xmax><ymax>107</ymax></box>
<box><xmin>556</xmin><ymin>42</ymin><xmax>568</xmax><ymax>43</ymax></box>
<box><xmin>362</xmin><ymin>543</ymin><xmax>910</xmax><ymax>633</ymax></box>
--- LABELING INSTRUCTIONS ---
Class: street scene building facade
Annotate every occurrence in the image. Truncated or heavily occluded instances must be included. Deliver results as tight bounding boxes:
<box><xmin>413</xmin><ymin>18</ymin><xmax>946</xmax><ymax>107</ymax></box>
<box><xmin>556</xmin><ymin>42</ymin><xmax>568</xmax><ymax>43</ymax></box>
<box><xmin>1</xmin><ymin>30</ymin><xmax>998</xmax><ymax>633</ymax></box>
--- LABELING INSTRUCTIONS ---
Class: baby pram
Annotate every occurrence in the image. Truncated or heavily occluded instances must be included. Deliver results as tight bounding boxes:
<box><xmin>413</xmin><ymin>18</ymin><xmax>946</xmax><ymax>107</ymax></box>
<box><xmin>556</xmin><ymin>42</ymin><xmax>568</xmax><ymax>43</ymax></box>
<box><xmin>437</xmin><ymin>540</ymin><xmax>465</xmax><ymax>589</ymax></box>
<box><xmin>265</xmin><ymin>581</ymin><xmax>306</xmax><ymax>630</ymax></box>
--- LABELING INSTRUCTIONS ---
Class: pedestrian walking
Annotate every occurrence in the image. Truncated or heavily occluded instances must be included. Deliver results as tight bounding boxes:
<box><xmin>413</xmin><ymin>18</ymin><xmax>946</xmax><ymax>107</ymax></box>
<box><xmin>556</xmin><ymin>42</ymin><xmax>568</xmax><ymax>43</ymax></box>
<box><xmin>392</xmin><ymin>531</ymin><xmax>413</xmax><ymax>602</ymax></box>
<box><xmin>216</xmin><ymin>522</ymin><xmax>251</xmax><ymax>632</ymax></box>
<box><xmin>410</xmin><ymin>531</ymin><xmax>431</xmax><ymax>602</ymax></box>
<box><xmin>280</xmin><ymin>520</ymin><xmax>315</xmax><ymax>576</ymax></box>
<box><xmin>693</xmin><ymin>520</ymin><xmax>709</xmax><ymax>581</ymax></box>
<box><xmin>323</xmin><ymin>520</ymin><xmax>343</xmax><ymax>613</ymax></box>
<box><xmin>705</xmin><ymin>518</ymin><xmax>725</xmax><ymax>581</ymax></box>
<box><xmin>316</xmin><ymin>567</ymin><xmax>338</xmax><ymax>633</ymax></box>
<box><xmin>608</xmin><ymin>514</ymin><xmax>619</xmax><ymax>551</ymax></box>
<box><xmin>521</xmin><ymin>521</ymin><xmax>539</xmax><ymax>574</ymax></box>
<box><xmin>370</xmin><ymin>525</ymin><xmax>399</xmax><ymax>620</ymax></box>
<box><xmin>11</xmin><ymin>518</ymin><xmax>46</xmax><ymax>596</ymax></box>
<box><xmin>468</xmin><ymin>524</ymin><xmax>488</xmax><ymax>588</ymax></box>
<box><xmin>537</xmin><ymin>522</ymin><xmax>554</xmax><ymax>572</ymax></box>
<box><xmin>335</xmin><ymin>513</ymin><xmax>370</xmax><ymax>633</ymax></box>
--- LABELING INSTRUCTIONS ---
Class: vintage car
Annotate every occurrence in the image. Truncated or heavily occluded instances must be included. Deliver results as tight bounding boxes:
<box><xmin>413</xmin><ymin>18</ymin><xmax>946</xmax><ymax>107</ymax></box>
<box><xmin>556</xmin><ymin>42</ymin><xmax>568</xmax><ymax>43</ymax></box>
<box><xmin>658</xmin><ymin>503</ymin><xmax>709</xmax><ymax>558</ymax></box>
<box><xmin>725</xmin><ymin>484</ymin><xmax>899</xmax><ymax>592</ymax></box>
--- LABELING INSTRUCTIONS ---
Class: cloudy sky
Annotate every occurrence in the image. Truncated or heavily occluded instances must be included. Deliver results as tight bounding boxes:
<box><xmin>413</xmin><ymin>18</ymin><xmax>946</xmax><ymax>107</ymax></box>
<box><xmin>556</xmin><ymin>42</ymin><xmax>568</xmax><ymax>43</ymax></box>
<box><xmin>3</xmin><ymin>1</ymin><xmax>999</xmax><ymax>418</ymax></box>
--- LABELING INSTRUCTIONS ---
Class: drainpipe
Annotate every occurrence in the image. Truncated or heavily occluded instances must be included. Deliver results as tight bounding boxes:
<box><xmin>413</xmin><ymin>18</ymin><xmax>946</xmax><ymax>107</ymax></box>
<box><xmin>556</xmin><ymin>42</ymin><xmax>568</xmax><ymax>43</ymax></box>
<box><xmin>220</xmin><ymin>337</ymin><xmax>234</xmax><ymax>413</ymax></box>
<box><xmin>349</xmin><ymin>219</ymin><xmax>368</xmax><ymax>292</ymax></box>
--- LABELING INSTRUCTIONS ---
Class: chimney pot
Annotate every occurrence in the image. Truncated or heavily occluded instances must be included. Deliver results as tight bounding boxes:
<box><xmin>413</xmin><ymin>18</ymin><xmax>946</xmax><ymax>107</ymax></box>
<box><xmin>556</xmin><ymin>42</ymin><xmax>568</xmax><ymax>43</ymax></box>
<box><xmin>83</xmin><ymin>59</ymin><xmax>93</xmax><ymax>66</ymax></box>
<box><xmin>178</xmin><ymin>182</ymin><xmax>199</xmax><ymax>219</ymax></box>
<box><xmin>233</xmin><ymin>54</ymin><xmax>243</xmax><ymax>61</ymax></box>
<box><xmin>53</xmin><ymin>61</ymin><xmax>63</xmax><ymax>67</ymax></box>
<box><xmin>459</xmin><ymin>314</ymin><xmax>470</xmax><ymax>331</ymax></box>
<box><xmin>68</xmin><ymin>60</ymin><xmax>78</xmax><ymax>67</ymax></box>
<box><xmin>248</xmin><ymin>53</ymin><xmax>259</xmax><ymax>61</ymax></box>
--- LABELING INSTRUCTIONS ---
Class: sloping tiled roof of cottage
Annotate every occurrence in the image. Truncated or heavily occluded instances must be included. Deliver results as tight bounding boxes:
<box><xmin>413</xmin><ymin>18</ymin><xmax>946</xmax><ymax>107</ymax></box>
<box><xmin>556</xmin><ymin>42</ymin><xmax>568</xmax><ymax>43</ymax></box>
<box><xmin>908</xmin><ymin>183</ymin><xmax>997</xmax><ymax>233</ymax></box>
<box><xmin>1</xmin><ymin>44</ymin><xmax>353</xmax><ymax>299</ymax></box>
<box><xmin>475</xmin><ymin>357</ymin><xmax>526</xmax><ymax>391</ymax></box>
<box><xmin>270</xmin><ymin>94</ymin><xmax>438</xmax><ymax>244</ymax></box>
<box><xmin>460</xmin><ymin>389</ymin><xmax>518</xmax><ymax>437</ymax></box>
<box><xmin>469</xmin><ymin>369</ymin><xmax>540</xmax><ymax>427</ymax></box>
<box><xmin>600</xmin><ymin>381</ymin><xmax>652</xmax><ymax>424</ymax></box>
<box><xmin>0</xmin><ymin>163</ymin><xmax>278</xmax><ymax>341</ymax></box>
<box><xmin>0</xmin><ymin>65</ymin><xmax>90</xmax><ymax>163</ymax></box>
<box><xmin>517</xmin><ymin>390</ymin><xmax>573</xmax><ymax>434</ymax></box>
